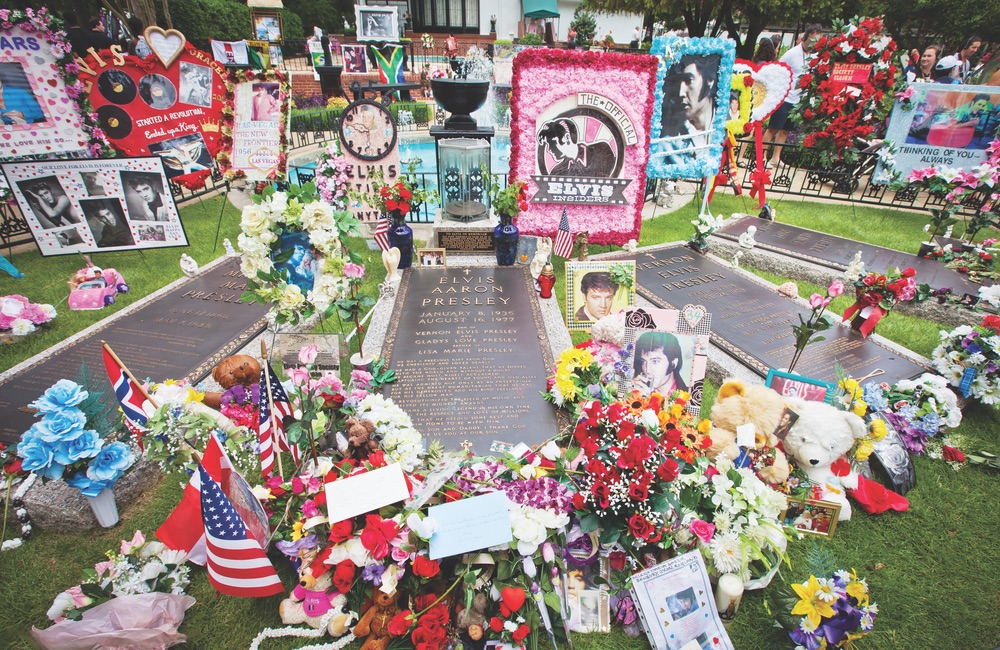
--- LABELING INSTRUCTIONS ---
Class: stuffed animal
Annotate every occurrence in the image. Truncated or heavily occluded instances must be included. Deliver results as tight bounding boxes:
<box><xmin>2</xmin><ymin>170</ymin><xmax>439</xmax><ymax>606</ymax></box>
<box><xmin>353</xmin><ymin>589</ymin><xmax>400</xmax><ymax>650</ymax></box>
<box><xmin>149</xmin><ymin>383</ymin><xmax>238</xmax><ymax>433</ymax></box>
<box><xmin>455</xmin><ymin>592</ymin><xmax>488</xmax><ymax>642</ymax></box>
<box><xmin>344</xmin><ymin>417</ymin><xmax>378</xmax><ymax>462</ymax></box>
<box><xmin>278</xmin><ymin>550</ymin><xmax>356</xmax><ymax>636</ymax></box>
<box><xmin>781</xmin><ymin>399</ymin><xmax>868</xmax><ymax>521</ymax></box>
<box><xmin>706</xmin><ymin>380</ymin><xmax>790</xmax><ymax>485</ymax></box>
<box><xmin>529</xmin><ymin>237</ymin><xmax>552</xmax><ymax>280</ymax></box>
<box><xmin>203</xmin><ymin>354</ymin><xmax>262</xmax><ymax>410</ymax></box>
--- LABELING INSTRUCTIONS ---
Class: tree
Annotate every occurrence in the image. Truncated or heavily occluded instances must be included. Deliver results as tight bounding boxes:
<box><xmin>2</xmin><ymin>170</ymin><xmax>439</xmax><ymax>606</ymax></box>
<box><xmin>570</xmin><ymin>7</ymin><xmax>598</xmax><ymax>44</ymax></box>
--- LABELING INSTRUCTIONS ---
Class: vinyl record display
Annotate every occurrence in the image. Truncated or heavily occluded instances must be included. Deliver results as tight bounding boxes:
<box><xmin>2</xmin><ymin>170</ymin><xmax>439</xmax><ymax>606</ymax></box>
<box><xmin>97</xmin><ymin>69</ymin><xmax>137</xmax><ymax>105</ymax></box>
<box><xmin>96</xmin><ymin>105</ymin><xmax>133</xmax><ymax>139</ymax></box>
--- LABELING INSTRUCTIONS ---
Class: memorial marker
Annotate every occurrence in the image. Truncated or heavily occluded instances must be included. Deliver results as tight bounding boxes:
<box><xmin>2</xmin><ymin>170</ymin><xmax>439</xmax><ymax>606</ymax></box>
<box><xmin>626</xmin><ymin>246</ymin><xmax>928</xmax><ymax>384</ymax></box>
<box><xmin>716</xmin><ymin>216</ymin><xmax>988</xmax><ymax>295</ymax></box>
<box><xmin>381</xmin><ymin>266</ymin><xmax>559</xmax><ymax>454</ymax></box>
<box><xmin>0</xmin><ymin>259</ymin><xmax>267</xmax><ymax>444</ymax></box>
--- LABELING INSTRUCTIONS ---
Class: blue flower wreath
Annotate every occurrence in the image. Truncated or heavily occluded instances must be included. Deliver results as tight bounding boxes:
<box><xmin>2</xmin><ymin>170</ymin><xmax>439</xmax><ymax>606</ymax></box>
<box><xmin>647</xmin><ymin>36</ymin><xmax>736</xmax><ymax>181</ymax></box>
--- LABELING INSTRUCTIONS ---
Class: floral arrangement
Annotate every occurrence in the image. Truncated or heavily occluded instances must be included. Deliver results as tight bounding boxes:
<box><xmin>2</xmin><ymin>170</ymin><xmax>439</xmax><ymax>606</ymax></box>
<box><xmin>932</xmin><ymin>316</ymin><xmax>1000</xmax><ymax>405</ymax></box>
<box><xmin>832</xmin><ymin>378</ymin><xmax>888</xmax><ymax>462</ymax></box>
<box><xmin>355</xmin><ymin>164</ymin><xmax>436</xmax><ymax>218</ymax></box>
<box><xmin>544</xmin><ymin>344</ymin><xmax>625</xmax><ymax>410</ymax></box>
<box><xmin>648</xmin><ymin>37</ymin><xmax>735</xmax><ymax>182</ymax></box>
<box><xmin>794</xmin><ymin>16</ymin><xmax>897</xmax><ymax>166</ymax></box>
<box><xmin>772</xmin><ymin>548</ymin><xmax>878</xmax><ymax>650</ymax></box>
<box><xmin>215</xmin><ymin>68</ymin><xmax>290</xmax><ymax>181</ymax></box>
<box><xmin>351</xmin><ymin>394</ymin><xmax>424</xmax><ymax>472</ymax></box>
<box><xmin>860</xmin><ymin>374</ymin><xmax>962</xmax><ymax>454</ymax></box>
<box><xmin>788</xmin><ymin>280</ymin><xmax>845</xmax><ymax>373</ymax></box>
<box><xmin>281</xmin><ymin>346</ymin><xmax>349</xmax><ymax>463</ymax></box>
<box><xmin>46</xmin><ymin>530</ymin><xmax>190</xmax><ymax>622</ymax></box>
<box><xmin>16</xmin><ymin>380</ymin><xmax>134</xmax><ymax>497</ymax></box>
<box><xmin>420</xmin><ymin>34</ymin><xmax>435</xmax><ymax>49</ymax></box>
<box><xmin>315</xmin><ymin>140</ymin><xmax>353</xmax><ymax>209</ymax></box>
<box><xmin>923</xmin><ymin>242</ymin><xmax>999</xmax><ymax>284</ymax></box>
<box><xmin>904</xmin><ymin>139</ymin><xmax>1000</xmax><ymax>207</ymax></box>
<box><xmin>238</xmin><ymin>184</ymin><xmax>363</xmax><ymax>325</ymax></box>
<box><xmin>688</xmin><ymin>211</ymin><xmax>725</xmax><ymax>252</ymax></box>
<box><xmin>485</xmin><ymin>171</ymin><xmax>529</xmax><ymax>219</ymax></box>
<box><xmin>842</xmin><ymin>265</ymin><xmax>917</xmax><ymax>337</ymax></box>
<box><xmin>0</xmin><ymin>294</ymin><xmax>56</xmax><ymax>341</ymax></box>
<box><xmin>509</xmin><ymin>48</ymin><xmax>657</xmax><ymax>246</ymax></box>
<box><xmin>894</xmin><ymin>84</ymin><xmax>917</xmax><ymax>111</ymax></box>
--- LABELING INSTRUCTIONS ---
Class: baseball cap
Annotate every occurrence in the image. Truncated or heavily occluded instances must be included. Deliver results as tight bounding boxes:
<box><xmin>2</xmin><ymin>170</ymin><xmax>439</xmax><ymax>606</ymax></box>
<box><xmin>936</xmin><ymin>55</ymin><xmax>961</xmax><ymax>70</ymax></box>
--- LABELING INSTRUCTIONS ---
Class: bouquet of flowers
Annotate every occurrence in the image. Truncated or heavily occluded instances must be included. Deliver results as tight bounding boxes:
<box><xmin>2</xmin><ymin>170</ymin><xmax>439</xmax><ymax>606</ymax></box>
<box><xmin>842</xmin><ymin>266</ymin><xmax>917</xmax><ymax>337</ymax></box>
<box><xmin>358</xmin><ymin>165</ymin><xmax>437</xmax><ymax>220</ymax></box>
<box><xmin>484</xmin><ymin>171</ymin><xmax>529</xmax><ymax>219</ymax></box>
<box><xmin>352</xmin><ymin>394</ymin><xmax>424</xmax><ymax>472</ymax></box>
<box><xmin>46</xmin><ymin>530</ymin><xmax>190</xmax><ymax>622</ymax></box>
<box><xmin>0</xmin><ymin>294</ymin><xmax>56</xmax><ymax>341</ymax></box>
<box><xmin>861</xmin><ymin>373</ymin><xmax>962</xmax><ymax>454</ymax></box>
<box><xmin>932</xmin><ymin>316</ymin><xmax>1000</xmax><ymax>405</ymax></box>
<box><xmin>314</xmin><ymin>140</ymin><xmax>352</xmax><ymax>209</ymax></box>
<box><xmin>544</xmin><ymin>346</ymin><xmax>611</xmax><ymax>409</ymax></box>
<box><xmin>16</xmin><ymin>380</ymin><xmax>134</xmax><ymax>497</ymax></box>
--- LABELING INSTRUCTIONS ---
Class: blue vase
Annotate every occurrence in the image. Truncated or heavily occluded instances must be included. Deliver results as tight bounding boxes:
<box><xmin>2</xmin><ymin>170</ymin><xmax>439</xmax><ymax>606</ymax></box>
<box><xmin>494</xmin><ymin>213</ymin><xmax>519</xmax><ymax>266</ymax></box>
<box><xmin>387</xmin><ymin>210</ymin><xmax>413</xmax><ymax>269</ymax></box>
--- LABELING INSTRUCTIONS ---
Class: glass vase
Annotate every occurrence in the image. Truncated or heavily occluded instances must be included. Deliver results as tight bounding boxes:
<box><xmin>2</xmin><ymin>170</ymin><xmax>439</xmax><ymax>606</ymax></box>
<box><xmin>494</xmin><ymin>213</ymin><xmax>519</xmax><ymax>266</ymax></box>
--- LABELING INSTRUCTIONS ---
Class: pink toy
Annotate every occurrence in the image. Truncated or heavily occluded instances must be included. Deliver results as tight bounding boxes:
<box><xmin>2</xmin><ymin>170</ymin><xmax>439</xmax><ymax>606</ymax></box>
<box><xmin>68</xmin><ymin>267</ymin><xmax>129</xmax><ymax>311</ymax></box>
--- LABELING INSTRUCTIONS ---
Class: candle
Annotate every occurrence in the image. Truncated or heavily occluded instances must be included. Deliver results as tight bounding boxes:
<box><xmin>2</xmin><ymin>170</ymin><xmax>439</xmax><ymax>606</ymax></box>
<box><xmin>714</xmin><ymin>573</ymin><xmax>744</xmax><ymax>625</ymax></box>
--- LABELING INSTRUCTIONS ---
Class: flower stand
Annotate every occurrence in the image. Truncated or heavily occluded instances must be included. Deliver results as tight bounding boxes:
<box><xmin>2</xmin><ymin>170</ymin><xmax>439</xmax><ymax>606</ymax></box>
<box><xmin>85</xmin><ymin>488</ymin><xmax>119</xmax><ymax>528</ymax></box>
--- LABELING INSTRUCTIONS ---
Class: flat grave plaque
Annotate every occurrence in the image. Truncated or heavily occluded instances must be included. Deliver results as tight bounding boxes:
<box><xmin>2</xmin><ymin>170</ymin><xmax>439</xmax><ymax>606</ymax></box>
<box><xmin>0</xmin><ymin>259</ymin><xmax>267</xmax><ymax>444</ymax></box>
<box><xmin>381</xmin><ymin>266</ymin><xmax>559</xmax><ymax>455</ymax></box>
<box><xmin>436</xmin><ymin>229</ymin><xmax>495</xmax><ymax>253</ymax></box>
<box><xmin>626</xmin><ymin>247</ymin><xmax>928</xmax><ymax>385</ymax></box>
<box><xmin>717</xmin><ymin>216</ymin><xmax>986</xmax><ymax>295</ymax></box>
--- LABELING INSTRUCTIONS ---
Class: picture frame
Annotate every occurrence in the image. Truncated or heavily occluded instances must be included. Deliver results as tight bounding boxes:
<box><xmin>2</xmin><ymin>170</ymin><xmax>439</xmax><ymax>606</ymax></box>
<box><xmin>342</xmin><ymin>45</ymin><xmax>369</xmax><ymax>74</ymax></box>
<box><xmin>780</xmin><ymin>498</ymin><xmax>841</xmax><ymax>537</ymax></box>
<box><xmin>417</xmin><ymin>248</ymin><xmax>447</xmax><ymax>267</ymax></box>
<box><xmin>565</xmin><ymin>261</ymin><xmax>636</xmax><ymax>331</ymax></box>
<box><xmin>355</xmin><ymin>5</ymin><xmax>399</xmax><ymax>43</ymax></box>
<box><xmin>273</xmin><ymin>230</ymin><xmax>316</xmax><ymax>292</ymax></box>
<box><xmin>251</xmin><ymin>11</ymin><xmax>283</xmax><ymax>43</ymax></box>
<box><xmin>647</xmin><ymin>36</ymin><xmax>735</xmax><ymax>181</ymax></box>
<box><xmin>765</xmin><ymin>369</ymin><xmax>836</xmax><ymax>404</ymax></box>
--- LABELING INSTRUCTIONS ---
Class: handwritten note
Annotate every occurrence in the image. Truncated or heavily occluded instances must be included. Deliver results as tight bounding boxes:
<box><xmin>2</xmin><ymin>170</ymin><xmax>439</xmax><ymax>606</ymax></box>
<box><xmin>325</xmin><ymin>463</ymin><xmax>410</xmax><ymax>524</ymax></box>
<box><xmin>428</xmin><ymin>491</ymin><xmax>513</xmax><ymax>560</ymax></box>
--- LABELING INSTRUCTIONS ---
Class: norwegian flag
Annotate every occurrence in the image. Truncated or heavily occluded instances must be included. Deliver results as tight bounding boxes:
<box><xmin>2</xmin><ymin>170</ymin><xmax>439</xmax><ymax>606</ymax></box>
<box><xmin>553</xmin><ymin>209</ymin><xmax>574</xmax><ymax>258</ymax></box>
<box><xmin>156</xmin><ymin>432</ymin><xmax>270</xmax><ymax>566</ymax></box>
<box><xmin>258</xmin><ymin>362</ymin><xmax>298</xmax><ymax>477</ymax></box>
<box><xmin>199</xmin><ymin>464</ymin><xmax>283</xmax><ymax>597</ymax></box>
<box><xmin>101</xmin><ymin>345</ymin><xmax>151</xmax><ymax>434</ymax></box>
<box><xmin>373</xmin><ymin>214</ymin><xmax>390</xmax><ymax>252</ymax></box>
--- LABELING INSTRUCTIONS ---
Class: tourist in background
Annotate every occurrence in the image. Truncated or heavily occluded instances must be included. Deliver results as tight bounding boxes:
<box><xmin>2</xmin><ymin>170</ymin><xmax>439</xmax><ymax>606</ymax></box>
<box><xmin>88</xmin><ymin>17</ymin><xmax>113</xmax><ymax>52</ymax></box>
<box><xmin>63</xmin><ymin>12</ymin><xmax>91</xmax><ymax>58</ymax></box>
<box><xmin>949</xmin><ymin>36</ymin><xmax>982</xmax><ymax>81</ymax></box>
<box><xmin>753</xmin><ymin>37</ymin><xmax>776</xmax><ymax>63</ymax></box>
<box><xmin>128</xmin><ymin>16</ymin><xmax>153</xmax><ymax>59</ymax></box>
<box><xmin>763</xmin><ymin>23</ymin><xmax>823</xmax><ymax>169</ymax></box>
<box><xmin>906</xmin><ymin>45</ymin><xmax>941</xmax><ymax>83</ymax></box>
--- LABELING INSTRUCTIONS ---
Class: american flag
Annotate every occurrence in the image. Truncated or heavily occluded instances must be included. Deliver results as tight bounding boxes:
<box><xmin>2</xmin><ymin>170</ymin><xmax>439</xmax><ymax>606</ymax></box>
<box><xmin>200</xmin><ymin>464</ymin><xmax>284</xmax><ymax>598</ymax></box>
<box><xmin>101</xmin><ymin>344</ymin><xmax>151</xmax><ymax>435</ymax></box>
<box><xmin>156</xmin><ymin>432</ymin><xmax>270</xmax><ymax>566</ymax></box>
<box><xmin>373</xmin><ymin>214</ymin><xmax>390</xmax><ymax>251</ymax></box>
<box><xmin>553</xmin><ymin>209</ymin><xmax>574</xmax><ymax>258</ymax></box>
<box><xmin>258</xmin><ymin>362</ymin><xmax>298</xmax><ymax>477</ymax></box>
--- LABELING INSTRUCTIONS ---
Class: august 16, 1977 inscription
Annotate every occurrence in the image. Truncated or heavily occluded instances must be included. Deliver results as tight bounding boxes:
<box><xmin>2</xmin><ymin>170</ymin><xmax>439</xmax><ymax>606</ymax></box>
<box><xmin>381</xmin><ymin>267</ymin><xmax>559</xmax><ymax>455</ymax></box>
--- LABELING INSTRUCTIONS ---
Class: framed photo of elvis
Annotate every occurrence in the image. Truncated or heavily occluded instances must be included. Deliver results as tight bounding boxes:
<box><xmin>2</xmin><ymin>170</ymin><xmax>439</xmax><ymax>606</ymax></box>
<box><xmin>647</xmin><ymin>36</ymin><xmax>735</xmax><ymax>181</ymax></box>
<box><xmin>508</xmin><ymin>48</ymin><xmax>658</xmax><ymax>247</ymax></box>
<box><xmin>355</xmin><ymin>6</ymin><xmax>399</xmax><ymax>43</ymax></box>
<box><xmin>565</xmin><ymin>260</ymin><xmax>636</xmax><ymax>332</ymax></box>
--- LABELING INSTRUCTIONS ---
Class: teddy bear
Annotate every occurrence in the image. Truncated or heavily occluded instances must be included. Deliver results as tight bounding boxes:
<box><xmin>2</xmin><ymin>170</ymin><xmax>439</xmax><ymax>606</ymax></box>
<box><xmin>353</xmin><ymin>589</ymin><xmax>400</xmax><ymax>650</ymax></box>
<box><xmin>455</xmin><ymin>592</ymin><xmax>488</xmax><ymax>644</ymax></box>
<box><xmin>705</xmin><ymin>379</ymin><xmax>790</xmax><ymax>485</ymax></box>
<box><xmin>344</xmin><ymin>417</ymin><xmax>378</xmax><ymax>462</ymax></box>
<box><xmin>781</xmin><ymin>399</ymin><xmax>869</xmax><ymax>521</ymax></box>
<box><xmin>202</xmin><ymin>354</ymin><xmax>262</xmax><ymax>410</ymax></box>
<box><xmin>278</xmin><ymin>549</ymin><xmax>357</xmax><ymax>636</ymax></box>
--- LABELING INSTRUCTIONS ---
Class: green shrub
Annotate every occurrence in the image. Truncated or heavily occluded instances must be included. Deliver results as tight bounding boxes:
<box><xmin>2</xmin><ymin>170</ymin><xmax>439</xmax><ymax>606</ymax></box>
<box><xmin>493</xmin><ymin>39</ymin><xmax>513</xmax><ymax>45</ymax></box>
<box><xmin>388</xmin><ymin>101</ymin><xmax>430</xmax><ymax>125</ymax></box>
<box><xmin>167</xmin><ymin>0</ymin><xmax>250</xmax><ymax>42</ymax></box>
<box><xmin>520</xmin><ymin>33</ymin><xmax>543</xmax><ymax>46</ymax></box>
<box><xmin>569</xmin><ymin>7</ymin><xmax>597</xmax><ymax>43</ymax></box>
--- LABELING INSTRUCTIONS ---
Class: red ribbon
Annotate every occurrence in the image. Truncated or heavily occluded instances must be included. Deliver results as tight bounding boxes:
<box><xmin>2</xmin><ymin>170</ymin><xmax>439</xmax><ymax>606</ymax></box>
<box><xmin>748</xmin><ymin>123</ymin><xmax>769</xmax><ymax>208</ymax></box>
<box><xmin>842</xmin><ymin>300</ymin><xmax>887</xmax><ymax>338</ymax></box>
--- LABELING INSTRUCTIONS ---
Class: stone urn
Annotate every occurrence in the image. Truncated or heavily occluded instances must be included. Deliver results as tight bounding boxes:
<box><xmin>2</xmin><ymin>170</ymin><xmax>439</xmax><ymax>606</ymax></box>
<box><xmin>430</xmin><ymin>78</ymin><xmax>490</xmax><ymax>130</ymax></box>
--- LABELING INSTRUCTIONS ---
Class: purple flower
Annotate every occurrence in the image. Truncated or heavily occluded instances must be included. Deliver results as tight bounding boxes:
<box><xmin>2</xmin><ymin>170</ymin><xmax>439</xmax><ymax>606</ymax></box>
<box><xmin>362</xmin><ymin>563</ymin><xmax>385</xmax><ymax>585</ymax></box>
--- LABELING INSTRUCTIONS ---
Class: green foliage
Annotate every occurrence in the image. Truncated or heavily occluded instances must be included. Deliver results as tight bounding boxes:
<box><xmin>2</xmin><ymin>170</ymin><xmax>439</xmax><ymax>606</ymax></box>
<box><xmin>166</xmin><ymin>0</ymin><xmax>250</xmax><ymax>42</ymax></box>
<box><xmin>387</xmin><ymin>101</ymin><xmax>431</xmax><ymax>125</ymax></box>
<box><xmin>279</xmin><ymin>9</ymin><xmax>304</xmax><ymax>42</ymax></box>
<box><xmin>282</xmin><ymin>0</ymin><xmax>353</xmax><ymax>38</ymax></box>
<box><xmin>520</xmin><ymin>33</ymin><xmax>544</xmax><ymax>46</ymax></box>
<box><xmin>569</xmin><ymin>6</ymin><xmax>597</xmax><ymax>43</ymax></box>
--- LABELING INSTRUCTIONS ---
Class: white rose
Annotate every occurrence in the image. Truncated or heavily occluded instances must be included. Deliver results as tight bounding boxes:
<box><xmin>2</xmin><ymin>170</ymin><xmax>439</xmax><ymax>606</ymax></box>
<box><xmin>0</xmin><ymin>297</ymin><xmax>23</xmax><ymax>317</ymax></box>
<box><xmin>345</xmin><ymin>537</ymin><xmax>371</xmax><ymax>566</ymax></box>
<box><xmin>266</xmin><ymin>192</ymin><xmax>288</xmax><ymax>216</ymax></box>
<box><xmin>538</xmin><ymin>440</ymin><xmax>561</xmax><ymax>461</ymax></box>
<box><xmin>46</xmin><ymin>592</ymin><xmax>75</xmax><ymax>621</ymax></box>
<box><xmin>302</xmin><ymin>202</ymin><xmax>334</xmax><ymax>231</ymax></box>
<box><xmin>11</xmin><ymin>319</ymin><xmax>35</xmax><ymax>336</ymax></box>
<box><xmin>39</xmin><ymin>304</ymin><xmax>57</xmax><ymax>319</ymax></box>
<box><xmin>140</xmin><ymin>559</ymin><xmax>167</xmax><ymax>581</ymax></box>
<box><xmin>278</xmin><ymin>284</ymin><xmax>305</xmax><ymax>311</ymax></box>
<box><xmin>240</xmin><ymin>204</ymin><xmax>269</xmax><ymax>234</ymax></box>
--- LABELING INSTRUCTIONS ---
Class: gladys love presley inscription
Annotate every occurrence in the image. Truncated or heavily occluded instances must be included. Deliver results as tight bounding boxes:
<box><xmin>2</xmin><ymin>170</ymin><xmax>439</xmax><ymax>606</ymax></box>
<box><xmin>629</xmin><ymin>247</ymin><xmax>927</xmax><ymax>384</ymax></box>
<box><xmin>381</xmin><ymin>267</ymin><xmax>558</xmax><ymax>454</ymax></box>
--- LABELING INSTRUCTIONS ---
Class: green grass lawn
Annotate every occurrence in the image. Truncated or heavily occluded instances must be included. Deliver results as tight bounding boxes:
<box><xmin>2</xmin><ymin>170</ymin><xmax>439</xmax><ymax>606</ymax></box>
<box><xmin>2</xmin><ymin>194</ymin><xmax>999</xmax><ymax>649</ymax></box>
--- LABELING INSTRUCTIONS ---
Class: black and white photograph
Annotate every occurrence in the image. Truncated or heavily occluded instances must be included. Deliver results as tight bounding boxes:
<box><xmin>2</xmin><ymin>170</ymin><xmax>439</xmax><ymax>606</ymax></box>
<box><xmin>120</xmin><ymin>171</ymin><xmax>171</xmax><ymax>221</ymax></box>
<box><xmin>355</xmin><ymin>6</ymin><xmax>399</xmax><ymax>42</ymax></box>
<box><xmin>79</xmin><ymin>197</ymin><xmax>136</xmax><ymax>248</ymax></box>
<box><xmin>52</xmin><ymin>227</ymin><xmax>84</xmax><ymax>248</ymax></box>
<box><xmin>138</xmin><ymin>73</ymin><xmax>177</xmax><ymax>110</ymax></box>
<box><xmin>536</xmin><ymin>114</ymin><xmax>621</xmax><ymax>178</ymax></box>
<box><xmin>137</xmin><ymin>224</ymin><xmax>166</xmax><ymax>241</ymax></box>
<box><xmin>0</xmin><ymin>62</ymin><xmax>47</xmax><ymax>125</ymax></box>
<box><xmin>148</xmin><ymin>133</ymin><xmax>213</xmax><ymax>179</ymax></box>
<box><xmin>179</xmin><ymin>62</ymin><xmax>212</xmax><ymax>107</ymax></box>
<box><xmin>15</xmin><ymin>176</ymin><xmax>80</xmax><ymax>229</ymax></box>
<box><xmin>80</xmin><ymin>171</ymin><xmax>108</xmax><ymax>196</ymax></box>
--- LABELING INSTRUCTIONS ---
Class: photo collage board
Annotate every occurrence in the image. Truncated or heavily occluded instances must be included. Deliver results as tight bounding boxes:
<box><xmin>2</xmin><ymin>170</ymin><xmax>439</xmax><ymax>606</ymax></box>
<box><xmin>1</xmin><ymin>157</ymin><xmax>187</xmax><ymax>256</ymax></box>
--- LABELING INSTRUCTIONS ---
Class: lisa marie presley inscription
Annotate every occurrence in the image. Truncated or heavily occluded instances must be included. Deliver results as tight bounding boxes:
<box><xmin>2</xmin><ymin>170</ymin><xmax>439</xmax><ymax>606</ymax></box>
<box><xmin>421</xmin><ymin>275</ymin><xmax>512</xmax><ymax>307</ymax></box>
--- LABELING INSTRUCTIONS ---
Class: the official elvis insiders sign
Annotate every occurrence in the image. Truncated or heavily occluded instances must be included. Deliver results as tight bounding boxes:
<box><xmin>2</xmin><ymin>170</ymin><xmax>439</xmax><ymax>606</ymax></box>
<box><xmin>509</xmin><ymin>49</ymin><xmax>657</xmax><ymax>246</ymax></box>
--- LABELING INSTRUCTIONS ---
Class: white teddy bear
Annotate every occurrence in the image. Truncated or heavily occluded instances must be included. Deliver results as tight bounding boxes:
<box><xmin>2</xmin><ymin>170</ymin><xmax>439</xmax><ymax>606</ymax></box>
<box><xmin>781</xmin><ymin>398</ymin><xmax>869</xmax><ymax>521</ymax></box>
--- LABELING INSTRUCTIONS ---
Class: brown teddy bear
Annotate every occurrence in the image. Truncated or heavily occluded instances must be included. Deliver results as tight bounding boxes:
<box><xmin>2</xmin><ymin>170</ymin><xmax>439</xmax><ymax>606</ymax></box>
<box><xmin>353</xmin><ymin>589</ymin><xmax>400</xmax><ymax>650</ymax></box>
<box><xmin>344</xmin><ymin>417</ymin><xmax>378</xmax><ymax>462</ymax></box>
<box><xmin>202</xmin><ymin>354</ymin><xmax>262</xmax><ymax>410</ymax></box>
<box><xmin>455</xmin><ymin>592</ymin><xmax>489</xmax><ymax>643</ymax></box>
<box><xmin>706</xmin><ymin>379</ymin><xmax>790</xmax><ymax>485</ymax></box>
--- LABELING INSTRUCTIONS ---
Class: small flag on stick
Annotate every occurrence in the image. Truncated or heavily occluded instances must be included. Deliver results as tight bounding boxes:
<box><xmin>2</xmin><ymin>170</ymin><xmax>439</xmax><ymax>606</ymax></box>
<box><xmin>554</xmin><ymin>209</ymin><xmax>574</xmax><ymax>258</ymax></box>
<box><xmin>373</xmin><ymin>214</ymin><xmax>390</xmax><ymax>252</ymax></box>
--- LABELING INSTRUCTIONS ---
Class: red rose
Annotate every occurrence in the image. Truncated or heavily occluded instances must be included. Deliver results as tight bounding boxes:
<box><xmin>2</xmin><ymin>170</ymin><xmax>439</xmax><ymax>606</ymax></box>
<box><xmin>360</xmin><ymin>514</ymin><xmax>398</xmax><ymax>560</ymax></box>
<box><xmin>592</xmin><ymin>482</ymin><xmax>611</xmax><ymax>509</ymax></box>
<box><xmin>419</xmin><ymin>603</ymin><xmax>450</xmax><ymax>628</ymax></box>
<box><xmin>328</xmin><ymin>519</ymin><xmax>354</xmax><ymax>543</ymax></box>
<box><xmin>399</xmin><ymin>187</ymin><xmax>412</xmax><ymax>201</ymax></box>
<box><xmin>411</xmin><ymin>625</ymin><xmax>445</xmax><ymax>647</ymax></box>
<box><xmin>982</xmin><ymin>315</ymin><xmax>1000</xmax><ymax>331</ymax></box>
<box><xmin>385</xmin><ymin>199</ymin><xmax>398</xmax><ymax>211</ymax></box>
<box><xmin>3</xmin><ymin>458</ymin><xmax>24</xmax><ymax>476</ymax></box>
<box><xmin>414</xmin><ymin>594</ymin><xmax>438</xmax><ymax>611</ymax></box>
<box><xmin>412</xmin><ymin>555</ymin><xmax>441</xmax><ymax>579</ymax></box>
<box><xmin>901</xmin><ymin>267</ymin><xmax>916</xmax><ymax>278</ymax></box>
<box><xmin>656</xmin><ymin>458</ymin><xmax>679</xmax><ymax>482</ymax></box>
<box><xmin>608</xmin><ymin>550</ymin><xmax>627</xmax><ymax>571</ymax></box>
<box><xmin>512</xmin><ymin>624</ymin><xmax>531</xmax><ymax>644</ymax></box>
<box><xmin>388</xmin><ymin>610</ymin><xmax>414</xmax><ymax>636</ymax></box>
<box><xmin>628</xmin><ymin>513</ymin><xmax>654</xmax><ymax>540</ymax></box>
<box><xmin>572</xmin><ymin>492</ymin><xmax>585</xmax><ymax>510</ymax></box>
<box><xmin>366</xmin><ymin>450</ymin><xmax>387</xmax><ymax>468</ymax></box>
<box><xmin>380</xmin><ymin>186</ymin><xmax>390</xmax><ymax>198</ymax></box>
<box><xmin>943</xmin><ymin>446</ymin><xmax>965</xmax><ymax>463</ymax></box>
<box><xmin>617</xmin><ymin>420</ymin><xmax>636</xmax><ymax>441</ymax></box>
<box><xmin>489</xmin><ymin>617</ymin><xmax>504</xmax><ymax>633</ymax></box>
<box><xmin>444</xmin><ymin>489</ymin><xmax>463</xmax><ymax>502</ymax></box>
<box><xmin>332</xmin><ymin>560</ymin><xmax>355</xmax><ymax>593</ymax></box>
<box><xmin>628</xmin><ymin>482</ymin><xmax>649</xmax><ymax>502</ymax></box>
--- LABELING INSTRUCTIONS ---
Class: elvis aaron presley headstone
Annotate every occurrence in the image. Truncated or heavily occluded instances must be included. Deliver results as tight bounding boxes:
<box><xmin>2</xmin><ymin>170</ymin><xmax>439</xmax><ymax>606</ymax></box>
<box><xmin>626</xmin><ymin>246</ymin><xmax>929</xmax><ymax>384</ymax></box>
<box><xmin>381</xmin><ymin>267</ymin><xmax>560</xmax><ymax>454</ymax></box>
